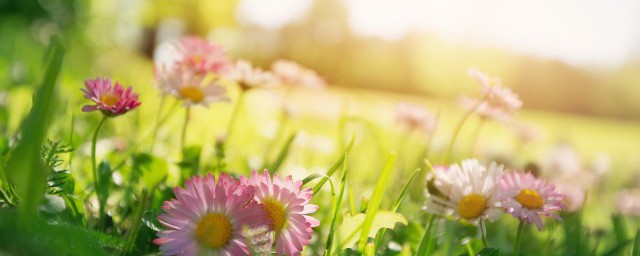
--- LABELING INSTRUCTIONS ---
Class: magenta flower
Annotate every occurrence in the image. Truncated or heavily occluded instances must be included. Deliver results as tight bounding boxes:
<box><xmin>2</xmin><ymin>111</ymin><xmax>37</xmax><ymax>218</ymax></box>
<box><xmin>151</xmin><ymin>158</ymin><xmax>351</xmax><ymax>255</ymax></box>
<box><xmin>499</xmin><ymin>171</ymin><xmax>567</xmax><ymax>230</ymax></box>
<box><xmin>81</xmin><ymin>77</ymin><xmax>141</xmax><ymax>116</ymax></box>
<box><xmin>155</xmin><ymin>174</ymin><xmax>269</xmax><ymax>256</ymax></box>
<box><xmin>241</xmin><ymin>170</ymin><xmax>319</xmax><ymax>256</ymax></box>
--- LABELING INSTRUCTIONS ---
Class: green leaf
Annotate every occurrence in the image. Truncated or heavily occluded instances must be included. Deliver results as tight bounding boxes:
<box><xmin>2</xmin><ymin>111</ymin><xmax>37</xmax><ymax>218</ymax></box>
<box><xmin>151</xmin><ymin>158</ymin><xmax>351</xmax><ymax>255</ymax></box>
<box><xmin>601</xmin><ymin>240</ymin><xmax>632</xmax><ymax>256</ymax></box>
<box><xmin>313</xmin><ymin>134</ymin><xmax>355</xmax><ymax>194</ymax></box>
<box><xmin>476</xmin><ymin>247</ymin><xmax>500</xmax><ymax>256</ymax></box>
<box><xmin>0</xmin><ymin>209</ymin><xmax>112</xmax><ymax>255</ymax></box>
<box><xmin>358</xmin><ymin>152</ymin><xmax>397</xmax><ymax>252</ymax></box>
<box><xmin>142</xmin><ymin>210</ymin><xmax>163</xmax><ymax>232</ymax></box>
<box><xmin>132</xmin><ymin>154</ymin><xmax>168</xmax><ymax>190</ymax></box>
<box><xmin>178</xmin><ymin>146</ymin><xmax>201</xmax><ymax>177</ymax></box>
<box><xmin>97</xmin><ymin>161</ymin><xmax>111</xmax><ymax>206</ymax></box>
<box><xmin>337</xmin><ymin>211</ymin><xmax>407</xmax><ymax>250</ymax></box>
<box><xmin>268</xmin><ymin>131</ymin><xmax>297</xmax><ymax>174</ymax></box>
<box><xmin>5</xmin><ymin>36</ymin><xmax>64</xmax><ymax>220</ymax></box>
<box><xmin>633</xmin><ymin>229</ymin><xmax>640</xmax><ymax>256</ymax></box>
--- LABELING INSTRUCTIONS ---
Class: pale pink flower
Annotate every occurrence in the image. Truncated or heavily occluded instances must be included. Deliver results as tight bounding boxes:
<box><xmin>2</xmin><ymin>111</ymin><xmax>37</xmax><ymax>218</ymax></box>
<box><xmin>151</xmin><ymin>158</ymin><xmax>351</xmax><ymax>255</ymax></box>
<box><xmin>499</xmin><ymin>171</ymin><xmax>567</xmax><ymax>230</ymax></box>
<box><xmin>157</xmin><ymin>63</ymin><xmax>228</xmax><ymax>107</ymax></box>
<box><xmin>425</xmin><ymin>159</ymin><xmax>505</xmax><ymax>225</ymax></box>
<box><xmin>228</xmin><ymin>60</ymin><xmax>278</xmax><ymax>91</ymax></box>
<box><xmin>241</xmin><ymin>170</ymin><xmax>319</xmax><ymax>256</ymax></box>
<box><xmin>395</xmin><ymin>102</ymin><xmax>438</xmax><ymax>134</ymax></box>
<box><xmin>271</xmin><ymin>60</ymin><xmax>326</xmax><ymax>88</ymax></box>
<box><xmin>616</xmin><ymin>189</ymin><xmax>640</xmax><ymax>216</ymax></box>
<box><xmin>467</xmin><ymin>68</ymin><xmax>522</xmax><ymax>121</ymax></box>
<box><xmin>174</xmin><ymin>36</ymin><xmax>232</xmax><ymax>75</ymax></box>
<box><xmin>154</xmin><ymin>174</ymin><xmax>268</xmax><ymax>256</ymax></box>
<box><xmin>81</xmin><ymin>77</ymin><xmax>141</xmax><ymax>116</ymax></box>
<box><xmin>553</xmin><ymin>181</ymin><xmax>586</xmax><ymax>212</ymax></box>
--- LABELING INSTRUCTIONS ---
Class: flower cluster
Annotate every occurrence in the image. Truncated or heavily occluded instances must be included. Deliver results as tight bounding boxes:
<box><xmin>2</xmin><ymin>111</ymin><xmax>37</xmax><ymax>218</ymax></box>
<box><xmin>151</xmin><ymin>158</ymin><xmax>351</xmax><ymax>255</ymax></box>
<box><xmin>155</xmin><ymin>171</ymin><xmax>318</xmax><ymax>256</ymax></box>
<box><xmin>155</xmin><ymin>37</ymin><xmax>231</xmax><ymax>107</ymax></box>
<box><xmin>425</xmin><ymin>159</ymin><xmax>567</xmax><ymax>230</ymax></box>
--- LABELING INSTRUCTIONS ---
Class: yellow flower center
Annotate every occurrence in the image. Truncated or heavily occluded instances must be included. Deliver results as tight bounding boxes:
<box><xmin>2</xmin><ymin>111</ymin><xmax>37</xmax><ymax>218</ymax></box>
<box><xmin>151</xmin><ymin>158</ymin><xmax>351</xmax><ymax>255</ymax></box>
<box><xmin>457</xmin><ymin>193</ymin><xmax>487</xmax><ymax>220</ymax></box>
<box><xmin>194</xmin><ymin>213</ymin><xmax>233</xmax><ymax>249</ymax></box>
<box><xmin>191</xmin><ymin>55</ymin><xmax>203</xmax><ymax>65</ymax></box>
<box><xmin>263</xmin><ymin>198</ymin><xmax>287</xmax><ymax>233</ymax></box>
<box><xmin>515</xmin><ymin>189</ymin><xmax>544</xmax><ymax>209</ymax></box>
<box><xmin>100</xmin><ymin>94</ymin><xmax>120</xmax><ymax>106</ymax></box>
<box><xmin>179</xmin><ymin>86</ymin><xmax>205</xmax><ymax>103</ymax></box>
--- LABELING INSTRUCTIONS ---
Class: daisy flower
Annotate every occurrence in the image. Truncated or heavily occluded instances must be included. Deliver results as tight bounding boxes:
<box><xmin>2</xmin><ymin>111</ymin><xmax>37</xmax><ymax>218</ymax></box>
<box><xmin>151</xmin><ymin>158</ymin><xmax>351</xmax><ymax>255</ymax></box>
<box><xmin>424</xmin><ymin>159</ymin><xmax>505</xmax><ymax>224</ymax></box>
<box><xmin>616</xmin><ymin>189</ymin><xmax>640</xmax><ymax>216</ymax></box>
<box><xmin>154</xmin><ymin>174</ymin><xmax>268</xmax><ymax>256</ymax></box>
<box><xmin>158</xmin><ymin>63</ymin><xmax>228</xmax><ymax>107</ymax></box>
<box><xmin>81</xmin><ymin>77</ymin><xmax>141</xmax><ymax>116</ymax></box>
<box><xmin>467</xmin><ymin>68</ymin><xmax>522</xmax><ymax>120</ymax></box>
<box><xmin>395</xmin><ymin>102</ymin><xmax>438</xmax><ymax>134</ymax></box>
<box><xmin>499</xmin><ymin>171</ymin><xmax>567</xmax><ymax>230</ymax></box>
<box><xmin>271</xmin><ymin>59</ymin><xmax>326</xmax><ymax>88</ymax></box>
<box><xmin>227</xmin><ymin>60</ymin><xmax>278</xmax><ymax>91</ymax></box>
<box><xmin>241</xmin><ymin>170</ymin><xmax>319</xmax><ymax>256</ymax></box>
<box><xmin>174</xmin><ymin>36</ymin><xmax>232</xmax><ymax>75</ymax></box>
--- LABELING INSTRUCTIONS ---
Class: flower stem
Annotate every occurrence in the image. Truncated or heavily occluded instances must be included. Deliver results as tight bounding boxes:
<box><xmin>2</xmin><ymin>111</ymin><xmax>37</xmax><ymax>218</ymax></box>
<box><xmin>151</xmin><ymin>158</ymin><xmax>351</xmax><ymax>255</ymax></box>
<box><xmin>469</xmin><ymin>118</ymin><xmax>486</xmax><ymax>156</ymax></box>
<box><xmin>480</xmin><ymin>220</ymin><xmax>490</xmax><ymax>247</ymax></box>
<box><xmin>180</xmin><ymin>106</ymin><xmax>191</xmax><ymax>155</ymax></box>
<box><xmin>91</xmin><ymin>115</ymin><xmax>108</xmax><ymax>228</ymax></box>
<box><xmin>225</xmin><ymin>90</ymin><xmax>245</xmax><ymax>142</ymax></box>
<box><xmin>149</xmin><ymin>95</ymin><xmax>166</xmax><ymax>151</ymax></box>
<box><xmin>514</xmin><ymin>221</ymin><xmax>525</xmax><ymax>256</ymax></box>
<box><xmin>442</xmin><ymin>94</ymin><xmax>487</xmax><ymax>164</ymax></box>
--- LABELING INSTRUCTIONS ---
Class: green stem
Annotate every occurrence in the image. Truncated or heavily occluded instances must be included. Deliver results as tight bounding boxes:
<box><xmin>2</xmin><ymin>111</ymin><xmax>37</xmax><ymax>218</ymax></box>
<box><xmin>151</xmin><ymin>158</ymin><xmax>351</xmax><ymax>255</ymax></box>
<box><xmin>480</xmin><ymin>220</ymin><xmax>490</xmax><ymax>248</ymax></box>
<box><xmin>225</xmin><ymin>90</ymin><xmax>245</xmax><ymax>142</ymax></box>
<box><xmin>442</xmin><ymin>94</ymin><xmax>487</xmax><ymax>164</ymax></box>
<box><xmin>180</xmin><ymin>106</ymin><xmax>191</xmax><ymax>155</ymax></box>
<box><xmin>469</xmin><ymin>118</ymin><xmax>485</xmax><ymax>156</ymax></box>
<box><xmin>514</xmin><ymin>221</ymin><xmax>525</xmax><ymax>256</ymax></box>
<box><xmin>417</xmin><ymin>214</ymin><xmax>437</xmax><ymax>255</ymax></box>
<box><xmin>91</xmin><ymin>115</ymin><xmax>108</xmax><ymax>228</ymax></box>
<box><xmin>149</xmin><ymin>95</ymin><xmax>166</xmax><ymax>151</ymax></box>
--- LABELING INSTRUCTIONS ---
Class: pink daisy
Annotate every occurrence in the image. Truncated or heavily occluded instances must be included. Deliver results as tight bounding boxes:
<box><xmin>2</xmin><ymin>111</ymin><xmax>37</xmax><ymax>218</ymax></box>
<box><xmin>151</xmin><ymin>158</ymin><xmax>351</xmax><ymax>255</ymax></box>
<box><xmin>395</xmin><ymin>102</ymin><xmax>438</xmax><ymax>134</ymax></box>
<box><xmin>241</xmin><ymin>170</ymin><xmax>320</xmax><ymax>256</ymax></box>
<box><xmin>467</xmin><ymin>68</ymin><xmax>522</xmax><ymax>120</ymax></box>
<box><xmin>157</xmin><ymin>63</ymin><xmax>228</xmax><ymax>107</ymax></box>
<box><xmin>271</xmin><ymin>60</ymin><xmax>326</xmax><ymax>88</ymax></box>
<box><xmin>154</xmin><ymin>174</ymin><xmax>268</xmax><ymax>256</ymax></box>
<box><xmin>499</xmin><ymin>171</ymin><xmax>567</xmax><ymax>230</ymax></box>
<box><xmin>227</xmin><ymin>59</ymin><xmax>278</xmax><ymax>91</ymax></box>
<box><xmin>175</xmin><ymin>36</ymin><xmax>232</xmax><ymax>75</ymax></box>
<box><xmin>81</xmin><ymin>77</ymin><xmax>141</xmax><ymax>116</ymax></box>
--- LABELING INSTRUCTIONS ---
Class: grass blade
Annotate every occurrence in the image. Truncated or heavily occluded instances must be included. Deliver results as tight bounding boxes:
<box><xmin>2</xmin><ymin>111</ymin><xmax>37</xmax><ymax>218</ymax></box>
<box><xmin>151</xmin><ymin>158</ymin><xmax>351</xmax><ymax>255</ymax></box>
<box><xmin>633</xmin><ymin>229</ymin><xmax>640</xmax><ymax>256</ymax></box>
<box><xmin>357</xmin><ymin>152</ymin><xmax>397</xmax><ymax>252</ymax></box>
<box><xmin>313</xmin><ymin>134</ymin><xmax>355</xmax><ymax>194</ymax></box>
<box><xmin>373</xmin><ymin>168</ymin><xmax>421</xmax><ymax>249</ymax></box>
<box><xmin>268</xmin><ymin>131</ymin><xmax>297</xmax><ymax>174</ymax></box>
<box><xmin>325</xmin><ymin>152</ymin><xmax>349</xmax><ymax>255</ymax></box>
<box><xmin>6</xmin><ymin>36</ymin><xmax>64</xmax><ymax>221</ymax></box>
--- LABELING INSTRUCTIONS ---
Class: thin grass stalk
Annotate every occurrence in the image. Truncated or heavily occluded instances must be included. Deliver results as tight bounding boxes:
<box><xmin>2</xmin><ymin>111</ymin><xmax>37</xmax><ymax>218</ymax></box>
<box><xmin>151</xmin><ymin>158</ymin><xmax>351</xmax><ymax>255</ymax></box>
<box><xmin>357</xmin><ymin>152</ymin><xmax>397</xmax><ymax>252</ymax></box>
<box><xmin>325</xmin><ymin>153</ymin><xmax>349</xmax><ymax>255</ymax></box>
<box><xmin>442</xmin><ymin>94</ymin><xmax>487</xmax><ymax>164</ymax></box>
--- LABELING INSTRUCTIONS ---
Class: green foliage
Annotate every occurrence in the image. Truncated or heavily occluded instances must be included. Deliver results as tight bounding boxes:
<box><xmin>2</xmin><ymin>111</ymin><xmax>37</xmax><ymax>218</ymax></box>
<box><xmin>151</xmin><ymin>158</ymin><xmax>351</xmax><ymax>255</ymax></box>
<box><xmin>357</xmin><ymin>152</ymin><xmax>398</xmax><ymax>252</ymax></box>
<box><xmin>5</xmin><ymin>36</ymin><xmax>63</xmax><ymax>221</ymax></box>
<box><xmin>268</xmin><ymin>131</ymin><xmax>297</xmax><ymax>174</ymax></box>
<box><xmin>337</xmin><ymin>210</ymin><xmax>407</xmax><ymax>251</ymax></box>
